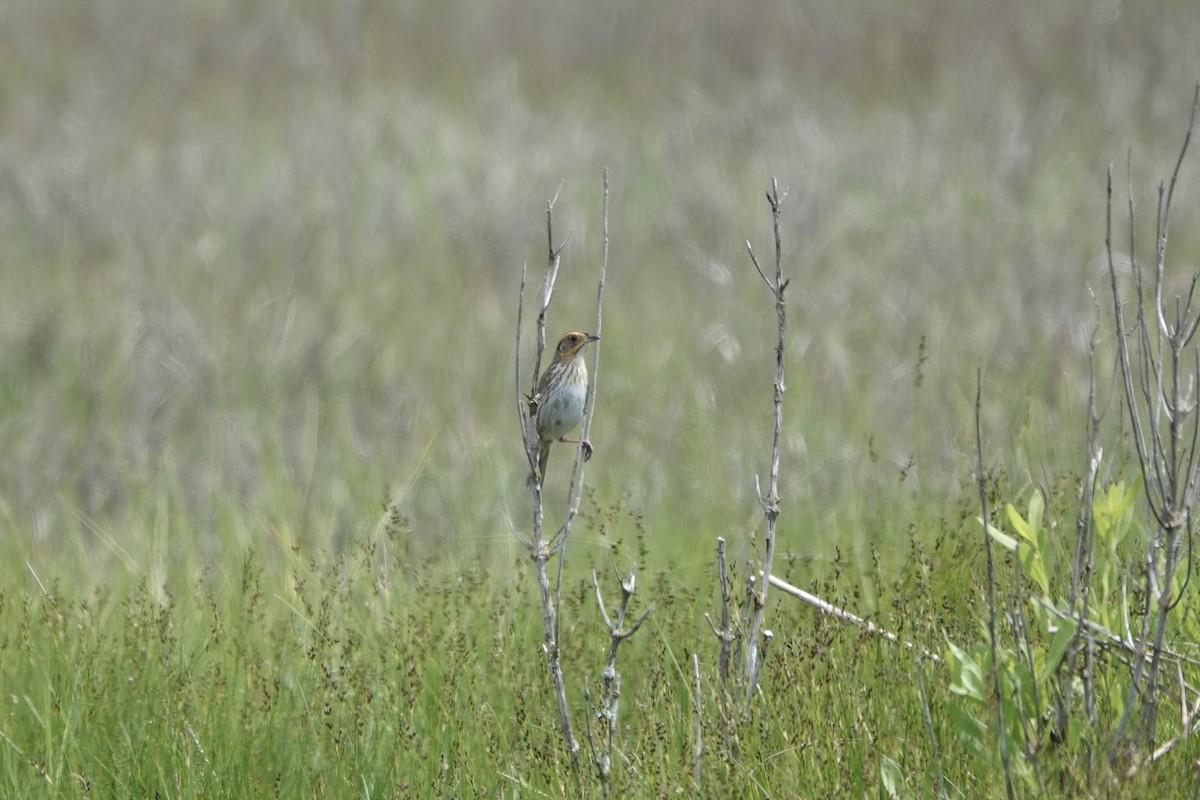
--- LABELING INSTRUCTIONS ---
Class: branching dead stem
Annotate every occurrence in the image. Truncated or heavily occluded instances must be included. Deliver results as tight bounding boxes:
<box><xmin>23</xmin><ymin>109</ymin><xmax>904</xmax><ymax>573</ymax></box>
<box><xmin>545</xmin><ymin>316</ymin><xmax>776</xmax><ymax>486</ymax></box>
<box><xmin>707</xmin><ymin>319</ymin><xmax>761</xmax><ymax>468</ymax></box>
<box><xmin>513</xmin><ymin>178</ymin><xmax>609</xmax><ymax>774</ymax></box>
<box><xmin>1107</xmin><ymin>86</ymin><xmax>1200</xmax><ymax>756</ymax></box>
<box><xmin>586</xmin><ymin>564</ymin><xmax>649</xmax><ymax>795</ymax></box>
<box><xmin>743</xmin><ymin>178</ymin><xmax>790</xmax><ymax>700</ymax></box>
<box><xmin>704</xmin><ymin>537</ymin><xmax>739</xmax><ymax>683</ymax></box>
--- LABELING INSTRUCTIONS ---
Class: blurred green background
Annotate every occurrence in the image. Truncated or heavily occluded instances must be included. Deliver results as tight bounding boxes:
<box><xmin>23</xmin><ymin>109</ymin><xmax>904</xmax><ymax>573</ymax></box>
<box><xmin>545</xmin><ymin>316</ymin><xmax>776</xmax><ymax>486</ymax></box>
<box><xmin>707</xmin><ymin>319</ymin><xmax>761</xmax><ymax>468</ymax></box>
<box><xmin>2</xmin><ymin>0</ymin><xmax>1199</xmax><ymax>578</ymax></box>
<box><xmin>5</xmin><ymin>2</ymin><xmax>1200</xmax><ymax>796</ymax></box>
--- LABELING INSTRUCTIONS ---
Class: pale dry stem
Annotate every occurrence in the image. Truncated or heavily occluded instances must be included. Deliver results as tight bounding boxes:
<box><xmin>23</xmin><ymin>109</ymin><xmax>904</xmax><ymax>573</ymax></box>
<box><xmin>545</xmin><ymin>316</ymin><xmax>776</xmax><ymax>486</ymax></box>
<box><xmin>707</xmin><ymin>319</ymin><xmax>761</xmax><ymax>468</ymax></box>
<box><xmin>743</xmin><ymin>178</ymin><xmax>790</xmax><ymax>700</ymax></box>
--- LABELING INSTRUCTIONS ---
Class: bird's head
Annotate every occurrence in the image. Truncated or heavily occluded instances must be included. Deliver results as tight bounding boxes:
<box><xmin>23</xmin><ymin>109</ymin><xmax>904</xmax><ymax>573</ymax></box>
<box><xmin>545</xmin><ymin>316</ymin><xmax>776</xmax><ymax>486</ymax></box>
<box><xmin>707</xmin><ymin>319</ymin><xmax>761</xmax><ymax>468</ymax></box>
<box><xmin>554</xmin><ymin>331</ymin><xmax>600</xmax><ymax>360</ymax></box>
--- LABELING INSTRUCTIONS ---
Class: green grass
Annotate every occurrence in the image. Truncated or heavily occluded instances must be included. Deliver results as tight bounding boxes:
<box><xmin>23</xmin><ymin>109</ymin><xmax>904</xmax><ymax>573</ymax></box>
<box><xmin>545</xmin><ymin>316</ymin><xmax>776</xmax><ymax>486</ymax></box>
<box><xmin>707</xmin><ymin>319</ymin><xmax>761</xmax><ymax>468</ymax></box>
<box><xmin>3</xmin><ymin>0</ymin><xmax>1200</xmax><ymax>796</ymax></box>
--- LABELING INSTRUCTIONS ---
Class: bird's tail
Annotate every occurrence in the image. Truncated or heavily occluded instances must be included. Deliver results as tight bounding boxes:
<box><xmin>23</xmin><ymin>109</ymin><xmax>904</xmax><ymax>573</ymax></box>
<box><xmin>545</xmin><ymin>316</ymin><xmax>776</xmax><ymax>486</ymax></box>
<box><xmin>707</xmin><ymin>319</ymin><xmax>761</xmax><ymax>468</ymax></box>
<box><xmin>526</xmin><ymin>442</ymin><xmax>551</xmax><ymax>489</ymax></box>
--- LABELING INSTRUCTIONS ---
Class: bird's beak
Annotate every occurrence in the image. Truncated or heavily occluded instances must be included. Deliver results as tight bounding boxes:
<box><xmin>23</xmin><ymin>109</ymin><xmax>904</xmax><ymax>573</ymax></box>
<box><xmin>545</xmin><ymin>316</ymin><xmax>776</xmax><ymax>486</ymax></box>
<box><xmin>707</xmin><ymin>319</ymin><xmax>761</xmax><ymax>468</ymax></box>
<box><xmin>587</xmin><ymin>333</ymin><xmax>600</xmax><ymax>343</ymax></box>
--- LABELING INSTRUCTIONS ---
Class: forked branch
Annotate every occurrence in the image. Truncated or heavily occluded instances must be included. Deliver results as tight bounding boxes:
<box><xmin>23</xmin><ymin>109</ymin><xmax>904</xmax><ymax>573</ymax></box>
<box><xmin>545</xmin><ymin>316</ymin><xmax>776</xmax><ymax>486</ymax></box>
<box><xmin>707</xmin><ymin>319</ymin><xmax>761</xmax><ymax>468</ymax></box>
<box><xmin>743</xmin><ymin>178</ymin><xmax>790</xmax><ymax>700</ymax></box>
<box><xmin>512</xmin><ymin>182</ymin><xmax>598</xmax><ymax>774</ymax></box>
<box><xmin>1106</xmin><ymin>86</ymin><xmax>1200</xmax><ymax>753</ymax></box>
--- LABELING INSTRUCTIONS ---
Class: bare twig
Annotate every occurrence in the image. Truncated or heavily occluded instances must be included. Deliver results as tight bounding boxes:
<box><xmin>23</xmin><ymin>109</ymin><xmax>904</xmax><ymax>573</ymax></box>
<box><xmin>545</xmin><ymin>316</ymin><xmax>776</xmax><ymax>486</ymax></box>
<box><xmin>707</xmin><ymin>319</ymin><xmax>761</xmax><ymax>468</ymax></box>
<box><xmin>575</xmin><ymin>174</ymin><xmax>615</xmax><ymax>791</ymax></box>
<box><xmin>1107</xmin><ymin>87</ymin><xmax>1200</xmax><ymax>754</ymax></box>
<box><xmin>744</xmin><ymin>178</ymin><xmax>790</xmax><ymax>700</ymax></box>
<box><xmin>516</xmin><ymin>262</ymin><xmax>536</xmax><ymax>475</ymax></box>
<box><xmin>1136</xmin><ymin>86</ymin><xmax>1200</xmax><ymax>745</ymax></box>
<box><xmin>530</xmin><ymin>185</ymin><xmax>567</xmax><ymax>399</ymax></box>
<box><xmin>750</xmin><ymin>630</ymin><xmax>773</xmax><ymax>693</ymax></box>
<box><xmin>767</xmin><ymin>574</ymin><xmax>941</xmax><ymax>662</ymax></box>
<box><xmin>515</xmin><ymin>175</ymin><xmax>612</xmax><ymax>779</ymax></box>
<box><xmin>1034</xmin><ymin>597</ymin><xmax>1200</xmax><ymax>670</ymax></box>
<box><xmin>557</xmin><ymin>169</ymin><xmax>610</xmax><ymax>550</ymax></box>
<box><xmin>704</xmin><ymin>537</ymin><xmax>738</xmax><ymax>682</ymax></box>
<box><xmin>588</xmin><ymin>563</ymin><xmax>650</xmax><ymax>794</ymax></box>
<box><xmin>746</xmin><ymin>239</ymin><xmax>773</xmax><ymax>293</ymax></box>
<box><xmin>553</xmin><ymin>171</ymin><xmax>611</xmax><ymax>700</ymax></box>
<box><xmin>577</xmin><ymin>169</ymin><xmax>610</xmax><ymax>488</ymax></box>
<box><xmin>514</xmin><ymin>188</ymin><xmax>580</xmax><ymax>772</ymax></box>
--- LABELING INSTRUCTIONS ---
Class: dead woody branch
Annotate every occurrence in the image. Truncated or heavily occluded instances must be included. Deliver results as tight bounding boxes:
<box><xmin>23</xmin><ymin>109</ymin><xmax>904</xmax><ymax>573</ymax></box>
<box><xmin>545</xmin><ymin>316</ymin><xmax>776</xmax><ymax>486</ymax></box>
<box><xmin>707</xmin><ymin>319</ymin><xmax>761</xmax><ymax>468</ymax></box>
<box><xmin>1107</xmin><ymin>85</ymin><xmax>1200</xmax><ymax>756</ymax></box>
<box><xmin>585</xmin><ymin>564</ymin><xmax>650</xmax><ymax>795</ymax></box>
<box><xmin>513</xmin><ymin>178</ymin><xmax>607</xmax><ymax>773</ymax></box>
<box><xmin>743</xmin><ymin>178</ymin><xmax>790</xmax><ymax>700</ymax></box>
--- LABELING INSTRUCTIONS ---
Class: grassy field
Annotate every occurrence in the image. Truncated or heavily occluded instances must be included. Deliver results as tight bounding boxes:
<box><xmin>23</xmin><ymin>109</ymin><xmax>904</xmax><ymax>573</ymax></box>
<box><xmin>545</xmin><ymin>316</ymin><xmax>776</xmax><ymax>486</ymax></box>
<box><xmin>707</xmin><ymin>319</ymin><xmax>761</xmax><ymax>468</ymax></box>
<box><xmin>3</xmin><ymin>0</ymin><xmax>1200</xmax><ymax>796</ymax></box>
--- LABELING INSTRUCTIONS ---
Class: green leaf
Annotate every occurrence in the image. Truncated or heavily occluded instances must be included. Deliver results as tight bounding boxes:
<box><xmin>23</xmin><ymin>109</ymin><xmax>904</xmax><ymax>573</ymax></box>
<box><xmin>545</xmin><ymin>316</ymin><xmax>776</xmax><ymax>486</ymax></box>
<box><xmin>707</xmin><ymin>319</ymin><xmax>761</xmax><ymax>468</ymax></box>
<box><xmin>946</xmin><ymin>639</ymin><xmax>987</xmax><ymax>701</ymax></box>
<box><xmin>1040</xmin><ymin>619</ymin><xmax>1077</xmax><ymax>683</ymax></box>
<box><xmin>1027</xmin><ymin>490</ymin><xmax>1044</xmax><ymax>536</ymax></box>
<box><xmin>1009</xmin><ymin>660</ymin><xmax>1040</xmax><ymax>719</ymax></box>
<box><xmin>946</xmin><ymin>701</ymin><xmax>987</xmax><ymax>758</ymax></box>
<box><xmin>1004</xmin><ymin>493</ymin><xmax>1051</xmax><ymax>596</ymax></box>
<box><xmin>1019</xmin><ymin>539</ymin><xmax>1049</xmax><ymax>597</ymax></box>
<box><xmin>1094</xmin><ymin>479</ymin><xmax>1138</xmax><ymax>551</ymax></box>
<box><xmin>879</xmin><ymin>754</ymin><xmax>902</xmax><ymax>799</ymax></box>
<box><xmin>980</xmin><ymin>517</ymin><xmax>1018</xmax><ymax>551</ymax></box>
<box><xmin>1031</xmin><ymin>491</ymin><xmax>1055</xmax><ymax>584</ymax></box>
<box><xmin>1006</xmin><ymin>503</ymin><xmax>1036</xmax><ymax>545</ymax></box>
<box><xmin>1030</xmin><ymin>601</ymin><xmax>1052</xmax><ymax>636</ymax></box>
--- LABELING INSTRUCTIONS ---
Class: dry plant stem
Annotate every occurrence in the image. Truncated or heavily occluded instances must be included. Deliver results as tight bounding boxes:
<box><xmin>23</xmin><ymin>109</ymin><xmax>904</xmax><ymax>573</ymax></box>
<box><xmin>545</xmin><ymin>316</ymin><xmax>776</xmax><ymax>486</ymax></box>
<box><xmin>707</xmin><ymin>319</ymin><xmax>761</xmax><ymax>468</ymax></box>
<box><xmin>555</xmin><ymin>170</ymin><xmax>610</xmax><ymax>623</ymax></box>
<box><xmin>704</xmin><ymin>537</ymin><xmax>738</xmax><ymax>681</ymax></box>
<box><xmin>1035</xmin><ymin>596</ymin><xmax>1200</xmax><ymax>670</ymax></box>
<box><xmin>593</xmin><ymin>565</ymin><xmax>651</xmax><ymax>684</ymax></box>
<box><xmin>975</xmin><ymin>370</ymin><xmax>1016</xmax><ymax>800</ymax></box>
<box><xmin>555</xmin><ymin>179</ymin><xmax>611</xmax><ymax>792</ymax></box>
<box><xmin>531</xmin><ymin>183</ymin><xmax>568</xmax><ymax>399</ymax></box>
<box><xmin>754</xmin><ymin>631</ymin><xmax>773</xmax><ymax>692</ymax></box>
<box><xmin>515</xmin><ymin>262</ymin><xmax>536</xmax><ymax>483</ymax></box>
<box><xmin>744</xmin><ymin>178</ymin><xmax>790</xmax><ymax>700</ymax></box>
<box><xmin>571</xmin><ymin>175</ymin><xmax>614</xmax><ymax>796</ymax></box>
<box><xmin>740</xmin><ymin>567</ymin><xmax>756</xmax><ymax>637</ymax></box>
<box><xmin>1107</xmin><ymin>87</ymin><xmax>1200</xmax><ymax>752</ymax></box>
<box><xmin>513</xmin><ymin>188</ymin><xmax>580</xmax><ymax>770</ymax></box>
<box><xmin>569</xmin><ymin>169</ymin><xmax>609</xmax><ymax>508</ymax></box>
<box><xmin>767</xmin><ymin>574</ymin><xmax>941</xmax><ymax>662</ymax></box>
<box><xmin>1137</xmin><ymin>92</ymin><xmax>1200</xmax><ymax>741</ymax></box>
<box><xmin>589</xmin><ymin>564</ymin><xmax>650</xmax><ymax>793</ymax></box>
<box><xmin>533</xmin><ymin>533</ymin><xmax>578</xmax><ymax>769</ymax></box>
<box><xmin>517</xmin><ymin>175</ymin><xmax>609</xmax><ymax>776</ymax></box>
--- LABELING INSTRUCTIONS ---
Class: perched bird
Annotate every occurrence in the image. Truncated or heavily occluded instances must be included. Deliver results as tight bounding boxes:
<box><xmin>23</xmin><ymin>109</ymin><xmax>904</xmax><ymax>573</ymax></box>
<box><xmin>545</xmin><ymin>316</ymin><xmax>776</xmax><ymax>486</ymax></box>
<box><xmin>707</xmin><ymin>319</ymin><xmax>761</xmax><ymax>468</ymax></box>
<box><xmin>528</xmin><ymin>330</ymin><xmax>600</xmax><ymax>486</ymax></box>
